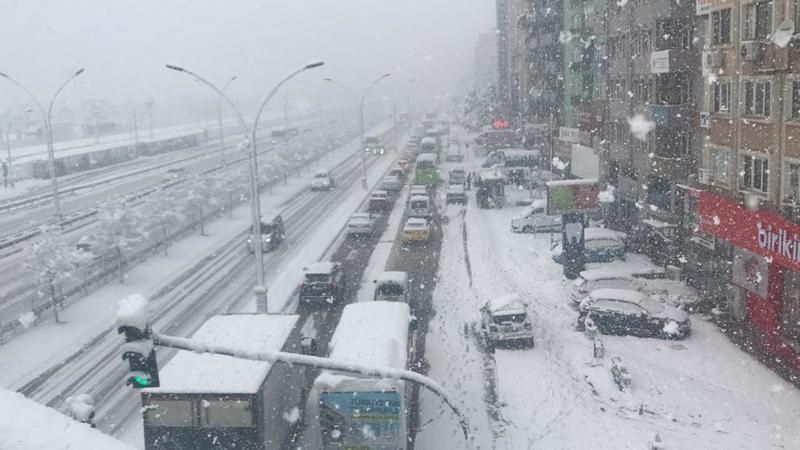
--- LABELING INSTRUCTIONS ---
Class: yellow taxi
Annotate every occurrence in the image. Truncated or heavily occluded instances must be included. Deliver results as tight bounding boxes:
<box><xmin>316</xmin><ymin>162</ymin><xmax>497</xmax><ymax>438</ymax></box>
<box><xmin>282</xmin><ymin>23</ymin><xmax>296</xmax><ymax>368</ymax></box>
<box><xmin>402</xmin><ymin>217</ymin><xmax>431</xmax><ymax>243</ymax></box>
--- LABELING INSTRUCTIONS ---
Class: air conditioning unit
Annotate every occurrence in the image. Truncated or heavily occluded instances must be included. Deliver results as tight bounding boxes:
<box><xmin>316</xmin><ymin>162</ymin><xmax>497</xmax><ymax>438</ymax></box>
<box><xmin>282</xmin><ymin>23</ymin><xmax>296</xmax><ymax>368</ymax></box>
<box><xmin>698</xmin><ymin>168</ymin><xmax>711</xmax><ymax>184</ymax></box>
<box><xmin>704</xmin><ymin>49</ymin><xmax>723</xmax><ymax>68</ymax></box>
<box><xmin>740</xmin><ymin>41</ymin><xmax>763</xmax><ymax>62</ymax></box>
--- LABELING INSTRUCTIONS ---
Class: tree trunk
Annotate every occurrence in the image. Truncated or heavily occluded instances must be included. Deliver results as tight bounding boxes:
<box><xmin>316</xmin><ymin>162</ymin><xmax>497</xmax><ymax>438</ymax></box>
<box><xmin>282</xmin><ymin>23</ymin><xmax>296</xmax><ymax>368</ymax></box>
<box><xmin>116</xmin><ymin>247</ymin><xmax>124</xmax><ymax>284</ymax></box>
<box><xmin>199</xmin><ymin>207</ymin><xmax>206</xmax><ymax>236</ymax></box>
<box><xmin>49</xmin><ymin>281</ymin><xmax>61</xmax><ymax>324</ymax></box>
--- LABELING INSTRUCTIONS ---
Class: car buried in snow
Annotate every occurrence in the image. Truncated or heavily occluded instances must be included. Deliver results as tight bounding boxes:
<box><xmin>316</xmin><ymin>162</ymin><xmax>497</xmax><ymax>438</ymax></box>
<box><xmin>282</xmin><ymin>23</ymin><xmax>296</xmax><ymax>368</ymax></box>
<box><xmin>552</xmin><ymin>228</ymin><xmax>627</xmax><ymax>264</ymax></box>
<box><xmin>445</xmin><ymin>184</ymin><xmax>467</xmax><ymax>204</ymax></box>
<box><xmin>511</xmin><ymin>200</ymin><xmax>562</xmax><ymax>233</ymax></box>
<box><xmin>367</xmin><ymin>190</ymin><xmax>391</xmax><ymax>212</ymax></box>
<box><xmin>346</xmin><ymin>213</ymin><xmax>377</xmax><ymax>237</ymax></box>
<box><xmin>480</xmin><ymin>293</ymin><xmax>535</xmax><ymax>351</ymax></box>
<box><xmin>299</xmin><ymin>261</ymin><xmax>346</xmax><ymax>305</ymax></box>
<box><xmin>402</xmin><ymin>217</ymin><xmax>431</xmax><ymax>243</ymax></box>
<box><xmin>576</xmin><ymin>288</ymin><xmax>691</xmax><ymax>340</ymax></box>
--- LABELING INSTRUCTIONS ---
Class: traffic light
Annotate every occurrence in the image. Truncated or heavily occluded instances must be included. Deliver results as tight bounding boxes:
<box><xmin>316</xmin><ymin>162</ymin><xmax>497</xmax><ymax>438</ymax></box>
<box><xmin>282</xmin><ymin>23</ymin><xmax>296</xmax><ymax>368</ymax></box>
<box><xmin>118</xmin><ymin>325</ymin><xmax>160</xmax><ymax>388</ymax></box>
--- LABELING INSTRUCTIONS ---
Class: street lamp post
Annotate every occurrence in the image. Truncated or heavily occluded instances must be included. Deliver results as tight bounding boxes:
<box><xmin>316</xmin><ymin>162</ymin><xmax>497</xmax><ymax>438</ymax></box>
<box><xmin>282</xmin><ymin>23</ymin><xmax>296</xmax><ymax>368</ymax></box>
<box><xmin>0</xmin><ymin>69</ymin><xmax>85</xmax><ymax>220</ymax></box>
<box><xmin>323</xmin><ymin>73</ymin><xmax>391</xmax><ymax>190</ymax></box>
<box><xmin>392</xmin><ymin>79</ymin><xmax>417</xmax><ymax>149</ymax></box>
<box><xmin>167</xmin><ymin>61</ymin><xmax>323</xmax><ymax>313</ymax></box>
<box><xmin>218</xmin><ymin>76</ymin><xmax>237</xmax><ymax>168</ymax></box>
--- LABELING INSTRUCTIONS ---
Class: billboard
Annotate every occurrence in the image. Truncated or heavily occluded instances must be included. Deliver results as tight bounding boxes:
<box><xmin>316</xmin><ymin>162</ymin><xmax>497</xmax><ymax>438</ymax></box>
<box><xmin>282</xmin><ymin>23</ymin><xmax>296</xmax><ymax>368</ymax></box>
<box><xmin>546</xmin><ymin>179</ymin><xmax>600</xmax><ymax>215</ymax></box>
<box><xmin>319</xmin><ymin>391</ymin><xmax>403</xmax><ymax>449</ymax></box>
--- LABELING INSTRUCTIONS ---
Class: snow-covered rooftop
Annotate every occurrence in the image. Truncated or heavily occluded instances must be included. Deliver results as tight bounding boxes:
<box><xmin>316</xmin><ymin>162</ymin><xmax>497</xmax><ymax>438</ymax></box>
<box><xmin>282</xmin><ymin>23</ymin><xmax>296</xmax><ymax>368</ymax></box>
<box><xmin>315</xmin><ymin>302</ymin><xmax>410</xmax><ymax>387</ymax></box>
<box><xmin>147</xmin><ymin>314</ymin><xmax>298</xmax><ymax>394</ymax></box>
<box><xmin>305</xmin><ymin>261</ymin><xmax>337</xmax><ymax>275</ymax></box>
<box><xmin>546</xmin><ymin>178</ymin><xmax>599</xmax><ymax>187</ymax></box>
<box><xmin>0</xmin><ymin>388</ymin><xmax>134</xmax><ymax>450</ymax></box>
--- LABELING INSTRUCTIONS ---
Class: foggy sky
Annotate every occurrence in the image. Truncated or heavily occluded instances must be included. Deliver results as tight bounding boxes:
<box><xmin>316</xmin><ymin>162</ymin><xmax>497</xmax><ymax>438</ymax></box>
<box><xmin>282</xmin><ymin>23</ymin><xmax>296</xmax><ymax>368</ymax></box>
<box><xmin>1</xmin><ymin>0</ymin><xmax>495</xmax><ymax>120</ymax></box>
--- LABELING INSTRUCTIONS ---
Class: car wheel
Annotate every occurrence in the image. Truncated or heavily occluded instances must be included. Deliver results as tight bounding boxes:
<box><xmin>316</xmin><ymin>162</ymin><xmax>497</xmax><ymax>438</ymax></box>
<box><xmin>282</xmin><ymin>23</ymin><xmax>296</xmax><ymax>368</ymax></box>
<box><xmin>522</xmin><ymin>225</ymin><xmax>533</xmax><ymax>233</ymax></box>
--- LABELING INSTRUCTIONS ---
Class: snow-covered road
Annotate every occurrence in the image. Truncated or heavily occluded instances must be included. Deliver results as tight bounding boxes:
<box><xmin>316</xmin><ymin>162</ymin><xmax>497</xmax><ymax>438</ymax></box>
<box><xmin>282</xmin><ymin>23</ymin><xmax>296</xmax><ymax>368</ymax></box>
<box><xmin>416</xmin><ymin>136</ymin><xmax>800</xmax><ymax>449</ymax></box>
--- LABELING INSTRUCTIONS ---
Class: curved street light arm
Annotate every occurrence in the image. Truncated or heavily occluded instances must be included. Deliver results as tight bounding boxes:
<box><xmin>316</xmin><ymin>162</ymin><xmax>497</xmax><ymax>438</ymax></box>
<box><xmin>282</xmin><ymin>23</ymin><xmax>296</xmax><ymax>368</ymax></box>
<box><xmin>47</xmin><ymin>69</ymin><xmax>85</xmax><ymax>124</ymax></box>
<box><xmin>359</xmin><ymin>72</ymin><xmax>391</xmax><ymax>109</ymax></box>
<box><xmin>0</xmin><ymin>72</ymin><xmax>47</xmax><ymax>124</ymax></box>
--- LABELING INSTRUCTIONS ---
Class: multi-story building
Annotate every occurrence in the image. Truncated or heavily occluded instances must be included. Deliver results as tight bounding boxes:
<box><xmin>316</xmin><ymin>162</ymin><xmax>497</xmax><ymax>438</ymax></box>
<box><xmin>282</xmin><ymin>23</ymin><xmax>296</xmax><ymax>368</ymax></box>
<box><xmin>691</xmin><ymin>0</ymin><xmax>800</xmax><ymax>375</ymax></box>
<box><xmin>602</xmin><ymin>0</ymin><xmax>701</xmax><ymax>247</ymax></box>
<box><xmin>475</xmin><ymin>32</ymin><xmax>499</xmax><ymax>90</ymax></box>
<box><xmin>497</xmin><ymin>0</ymin><xmax>532</xmax><ymax>125</ymax></box>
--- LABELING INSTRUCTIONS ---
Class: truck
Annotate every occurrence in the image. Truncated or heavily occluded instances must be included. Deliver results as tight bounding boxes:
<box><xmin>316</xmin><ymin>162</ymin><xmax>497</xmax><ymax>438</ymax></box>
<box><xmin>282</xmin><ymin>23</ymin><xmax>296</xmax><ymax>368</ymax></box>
<box><xmin>141</xmin><ymin>314</ymin><xmax>306</xmax><ymax>449</ymax></box>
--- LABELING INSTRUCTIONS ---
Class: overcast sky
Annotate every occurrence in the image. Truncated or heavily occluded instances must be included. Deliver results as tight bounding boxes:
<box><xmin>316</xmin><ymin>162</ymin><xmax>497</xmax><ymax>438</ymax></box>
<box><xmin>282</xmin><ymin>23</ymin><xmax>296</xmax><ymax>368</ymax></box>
<box><xmin>0</xmin><ymin>0</ymin><xmax>495</xmax><ymax>121</ymax></box>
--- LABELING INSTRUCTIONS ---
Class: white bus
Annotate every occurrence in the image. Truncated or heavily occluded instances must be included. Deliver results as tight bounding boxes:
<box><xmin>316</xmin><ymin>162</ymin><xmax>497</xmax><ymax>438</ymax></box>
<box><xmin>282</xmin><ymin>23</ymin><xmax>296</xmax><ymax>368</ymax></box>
<box><xmin>304</xmin><ymin>301</ymin><xmax>412</xmax><ymax>449</ymax></box>
<box><xmin>142</xmin><ymin>314</ymin><xmax>305</xmax><ymax>450</ymax></box>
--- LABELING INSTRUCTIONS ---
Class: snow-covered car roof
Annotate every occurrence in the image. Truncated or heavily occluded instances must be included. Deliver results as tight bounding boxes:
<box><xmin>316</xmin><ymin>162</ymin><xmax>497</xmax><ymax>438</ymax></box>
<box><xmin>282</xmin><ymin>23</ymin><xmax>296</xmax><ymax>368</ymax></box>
<box><xmin>314</xmin><ymin>169</ymin><xmax>329</xmax><ymax>177</ymax></box>
<box><xmin>584</xmin><ymin>227</ymin><xmax>627</xmax><ymax>241</ymax></box>
<box><xmin>410</xmin><ymin>194</ymin><xmax>430</xmax><ymax>202</ymax></box>
<box><xmin>449</xmin><ymin>168</ymin><xmax>465</xmax><ymax>174</ymax></box>
<box><xmin>349</xmin><ymin>213</ymin><xmax>373</xmax><ymax>222</ymax></box>
<box><xmin>487</xmin><ymin>293</ymin><xmax>527</xmax><ymax>315</ymax></box>
<box><xmin>447</xmin><ymin>184</ymin><xmax>465</xmax><ymax>193</ymax></box>
<box><xmin>305</xmin><ymin>261</ymin><xmax>337</xmax><ymax>275</ymax></box>
<box><xmin>480</xmin><ymin>169</ymin><xmax>506</xmax><ymax>181</ymax></box>
<box><xmin>146</xmin><ymin>314</ymin><xmax>298</xmax><ymax>394</ymax></box>
<box><xmin>417</xmin><ymin>153</ymin><xmax>437</xmax><ymax>162</ymax></box>
<box><xmin>382</xmin><ymin>175</ymin><xmax>399</xmax><ymax>181</ymax></box>
<box><xmin>578</xmin><ymin>269</ymin><xmax>636</xmax><ymax>282</ymax></box>
<box><xmin>405</xmin><ymin>217</ymin><xmax>428</xmax><ymax>227</ymax></box>
<box><xmin>370</xmin><ymin>190</ymin><xmax>388</xmax><ymax>198</ymax></box>
<box><xmin>584</xmin><ymin>289</ymin><xmax>688</xmax><ymax>322</ymax></box>
<box><xmin>376</xmin><ymin>271</ymin><xmax>408</xmax><ymax>285</ymax></box>
<box><xmin>420</xmin><ymin>136</ymin><xmax>437</xmax><ymax>145</ymax></box>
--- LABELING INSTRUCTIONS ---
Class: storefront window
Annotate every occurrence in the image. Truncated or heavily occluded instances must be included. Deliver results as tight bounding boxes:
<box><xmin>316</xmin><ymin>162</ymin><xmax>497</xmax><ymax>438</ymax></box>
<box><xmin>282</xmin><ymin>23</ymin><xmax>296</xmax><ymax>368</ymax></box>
<box><xmin>784</xmin><ymin>271</ymin><xmax>800</xmax><ymax>343</ymax></box>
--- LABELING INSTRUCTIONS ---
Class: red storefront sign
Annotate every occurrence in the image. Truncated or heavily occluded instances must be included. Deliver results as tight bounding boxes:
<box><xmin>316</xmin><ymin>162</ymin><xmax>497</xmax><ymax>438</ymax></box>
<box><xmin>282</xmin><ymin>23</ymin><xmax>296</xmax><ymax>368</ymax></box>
<box><xmin>698</xmin><ymin>191</ymin><xmax>800</xmax><ymax>272</ymax></box>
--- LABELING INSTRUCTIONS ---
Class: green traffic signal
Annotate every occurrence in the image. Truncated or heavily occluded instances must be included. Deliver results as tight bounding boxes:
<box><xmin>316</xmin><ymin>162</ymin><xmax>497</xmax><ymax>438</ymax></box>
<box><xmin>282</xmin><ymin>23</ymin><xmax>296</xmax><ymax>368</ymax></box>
<box><xmin>130</xmin><ymin>375</ymin><xmax>152</xmax><ymax>387</ymax></box>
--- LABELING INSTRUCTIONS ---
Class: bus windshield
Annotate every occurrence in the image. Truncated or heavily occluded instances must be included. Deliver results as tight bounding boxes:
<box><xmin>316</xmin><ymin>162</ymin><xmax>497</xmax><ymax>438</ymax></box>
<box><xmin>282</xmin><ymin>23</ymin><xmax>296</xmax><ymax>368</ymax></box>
<box><xmin>320</xmin><ymin>391</ymin><xmax>402</xmax><ymax>448</ymax></box>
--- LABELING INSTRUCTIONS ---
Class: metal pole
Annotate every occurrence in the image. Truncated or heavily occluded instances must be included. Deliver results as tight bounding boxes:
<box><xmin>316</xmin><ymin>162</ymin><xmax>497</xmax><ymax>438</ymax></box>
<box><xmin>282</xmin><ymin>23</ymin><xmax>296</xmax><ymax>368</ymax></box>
<box><xmin>218</xmin><ymin>76</ymin><xmax>236</xmax><ymax>168</ymax></box>
<box><xmin>358</xmin><ymin>73</ymin><xmax>391</xmax><ymax>189</ymax></box>
<box><xmin>1</xmin><ymin>69</ymin><xmax>84</xmax><ymax>220</ymax></box>
<box><xmin>250</xmin><ymin>61</ymin><xmax>324</xmax><ymax>312</ymax></box>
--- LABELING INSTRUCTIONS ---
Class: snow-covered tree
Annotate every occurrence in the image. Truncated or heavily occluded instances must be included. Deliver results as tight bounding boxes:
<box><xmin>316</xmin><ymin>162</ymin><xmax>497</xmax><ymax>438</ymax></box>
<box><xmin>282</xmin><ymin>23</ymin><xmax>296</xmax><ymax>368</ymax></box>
<box><xmin>67</xmin><ymin>245</ymin><xmax>95</xmax><ymax>296</ymax></box>
<box><xmin>185</xmin><ymin>175</ymin><xmax>218</xmax><ymax>236</ymax></box>
<box><xmin>143</xmin><ymin>188</ymin><xmax>184</xmax><ymax>255</ymax></box>
<box><xmin>216</xmin><ymin>170</ymin><xmax>247</xmax><ymax>219</ymax></box>
<box><xmin>25</xmin><ymin>226</ymin><xmax>76</xmax><ymax>323</ymax></box>
<box><xmin>93</xmin><ymin>197</ymin><xmax>146</xmax><ymax>283</ymax></box>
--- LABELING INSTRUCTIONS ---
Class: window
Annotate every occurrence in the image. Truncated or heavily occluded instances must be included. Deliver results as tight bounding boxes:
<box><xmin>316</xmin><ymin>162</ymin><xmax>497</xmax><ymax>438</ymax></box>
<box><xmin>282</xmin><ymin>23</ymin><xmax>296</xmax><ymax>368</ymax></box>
<box><xmin>785</xmin><ymin>161</ymin><xmax>800</xmax><ymax>202</ymax></box>
<box><xmin>201</xmin><ymin>399</ymin><xmax>255</xmax><ymax>428</ymax></box>
<box><xmin>713</xmin><ymin>80</ymin><xmax>730</xmax><ymax>113</ymax></box>
<box><xmin>791</xmin><ymin>80</ymin><xmax>800</xmax><ymax>120</ymax></box>
<box><xmin>783</xmin><ymin>270</ymin><xmax>800</xmax><ymax>343</ymax></box>
<box><xmin>742</xmin><ymin>154</ymin><xmax>769</xmax><ymax>192</ymax></box>
<box><xmin>144</xmin><ymin>398</ymin><xmax>194</xmax><ymax>427</ymax></box>
<box><xmin>709</xmin><ymin>147</ymin><xmax>731</xmax><ymax>183</ymax></box>
<box><xmin>743</xmin><ymin>80</ymin><xmax>771</xmax><ymax>117</ymax></box>
<box><xmin>711</xmin><ymin>9</ymin><xmax>731</xmax><ymax>45</ymax></box>
<box><xmin>743</xmin><ymin>1</ymin><xmax>773</xmax><ymax>41</ymax></box>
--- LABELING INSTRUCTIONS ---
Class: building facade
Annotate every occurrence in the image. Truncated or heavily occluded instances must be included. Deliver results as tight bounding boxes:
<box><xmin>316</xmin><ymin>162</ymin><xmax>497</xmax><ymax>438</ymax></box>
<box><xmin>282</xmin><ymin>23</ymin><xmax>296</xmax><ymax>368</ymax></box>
<box><xmin>693</xmin><ymin>0</ymin><xmax>800</xmax><ymax>374</ymax></box>
<box><xmin>475</xmin><ymin>31</ymin><xmax>499</xmax><ymax>90</ymax></box>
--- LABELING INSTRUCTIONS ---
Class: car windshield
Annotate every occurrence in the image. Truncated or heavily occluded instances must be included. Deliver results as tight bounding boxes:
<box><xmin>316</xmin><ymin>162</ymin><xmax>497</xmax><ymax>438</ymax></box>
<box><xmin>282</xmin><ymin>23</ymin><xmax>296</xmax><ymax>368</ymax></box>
<box><xmin>493</xmin><ymin>313</ymin><xmax>526</xmax><ymax>324</ymax></box>
<box><xmin>8</xmin><ymin>3</ymin><xmax>797</xmax><ymax>449</ymax></box>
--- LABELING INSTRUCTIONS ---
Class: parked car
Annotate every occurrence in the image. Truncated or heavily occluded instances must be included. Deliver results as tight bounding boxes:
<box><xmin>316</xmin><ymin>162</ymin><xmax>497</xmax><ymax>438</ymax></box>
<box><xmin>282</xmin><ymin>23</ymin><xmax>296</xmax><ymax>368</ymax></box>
<box><xmin>380</xmin><ymin>175</ymin><xmax>402</xmax><ymax>193</ymax></box>
<box><xmin>373</xmin><ymin>271</ymin><xmax>409</xmax><ymax>302</ymax></box>
<box><xmin>446</xmin><ymin>184</ymin><xmax>467</xmax><ymax>204</ymax></box>
<box><xmin>310</xmin><ymin>169</ymin><xmax>334</xmax><ymax>191</ymax></box>
<box><xmin>246</xmin><ymin>214</ymin><xmax>285</xmax><ymax>253</ymax></box>
<box><xmin>448</xmin><ymin>168</ymin><xmax>465</xmax><ymax>185</ymax></box>
<box><xmin>552</xmin><ymin>228</ymin><xmax>627</xmax><ymax>264</ymax></box>
<box><xmin>511</xmin><ymin>200</ymin><xmax>561</xmax><ymax>233</ymax></box>
<box><xmin>368</xmin><ymin>190</ymin><xmax>390</xmax><ymax>212</ymax></box>
<box><xmin>480</xmin><ymin>293</ymin><xmax>535</xmax><ymax>351</ymax></box>
<box><xmin>408</xmin><ymin>194</ymin><xmax>433</xmax><ymax>218</ymax></box>
<box><xmin>402</xmin><ymin>217</ymin><xmax>431</xmax><ymax>243</ymax></box>
<box><xmin>299</xmin><ymin>261</ymin><xmax>345</xmax><ymax>304</ymax></box>
<box><xmin>346</xmin><ymin>213</ymin><xmax>377</xmax><ymax>236</ymax></box>
<box><xmin>577</xmin><ymin>289</ymin><xmax>691</xmax><ymax>339</ymax></box>
<box><xmin>569</xmin><ymin>271</ymin><xmax>649</xmax><ymax>306</ymax></box>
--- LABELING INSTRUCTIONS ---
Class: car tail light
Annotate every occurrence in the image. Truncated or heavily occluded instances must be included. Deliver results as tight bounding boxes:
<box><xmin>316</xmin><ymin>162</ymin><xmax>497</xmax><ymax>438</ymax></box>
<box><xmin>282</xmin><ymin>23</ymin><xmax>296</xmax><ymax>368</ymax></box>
<box><xmin>489</xmin><ymin>326</ymin><xmax>498</xmax><ymax>332</ymax></box>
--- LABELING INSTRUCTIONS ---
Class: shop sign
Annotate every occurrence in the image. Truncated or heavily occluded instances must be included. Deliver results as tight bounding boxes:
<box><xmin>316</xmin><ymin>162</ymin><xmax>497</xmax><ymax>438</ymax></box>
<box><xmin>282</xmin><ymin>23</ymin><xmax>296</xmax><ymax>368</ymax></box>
<box><xmin>554</xmin><ymin>138</ymin><xmax>573</xmax><ymax>163</ymax></box>
<box><xmin>698</xmin><ymin>191</ymin><xmax>800</xmax><ymax>272</ymax></box>
<box><xmin>650</xmin><ymin>50</ymin><xmax>670</xmax><ymax>74</ymax></box>
<box><xmin>559</xmin><ymin>127</ymin><xmax>580</xmax><ymax>143</ymax></box>
<box><xmin>732</xmin><ymin>247</ymin><xmax>769</xmax><ymax>298</ymax></box>
<box><xmin>696</xmin><ymin>0</ymin><xmax>732</xmax><ymax>15</ymax></box>
<box><xmin>546</xmin><ymin>179</ymin><xmax>600</xmax><ymax>215</ymax></box>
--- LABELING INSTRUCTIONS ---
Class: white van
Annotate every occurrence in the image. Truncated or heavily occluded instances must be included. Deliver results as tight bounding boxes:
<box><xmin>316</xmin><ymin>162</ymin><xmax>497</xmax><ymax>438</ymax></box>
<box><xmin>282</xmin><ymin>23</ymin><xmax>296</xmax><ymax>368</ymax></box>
<box><xmin>373</xmin><ymin>271</ymin><xmax>409</xmax><ymax>302</ymax></box>
<box><xmin>408</xmin><ymin>195</ymin><xmax>432</xmax><ymax>218</ymax></box>
<box><xmin>510</xmin><ymin>199</ymin><xmax>561</xmax><ymax>233</ymax></box>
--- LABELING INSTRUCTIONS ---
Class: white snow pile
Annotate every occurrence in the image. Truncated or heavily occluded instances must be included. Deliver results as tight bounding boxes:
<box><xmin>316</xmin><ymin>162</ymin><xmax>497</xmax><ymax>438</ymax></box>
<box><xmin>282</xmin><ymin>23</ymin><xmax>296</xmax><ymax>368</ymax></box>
<box><xmin>116</xmin><ymin>293</ymin><xmax>150</xmax><ymax>330</ymax></box>
<box><xmin>65</xmin><ymin>394</ymin><xmax>95</xmax><ymax>422</ymax></box>
<box><xmin>17</xmin><ymin>311</ymin><xmax>36</xmax><ymax>329</ymax></box>
<box><xmin>552</xmin><ymin>157</ymin><xmax>569</xmax><ymax>171</ymax></box>
<box><xmin>559</xmin><ymin>31</ymin><xmax>576</xmax><ymax>44</ymax></box>
<box><xmin>0</xmin><ymin>388</ymin><xmax>133</xmax><ymax>449</ymax></box>
<box><xmin>627</xmin><ymin>114</ymin><xmax>655</xmax><ymax>141</ymax></box>
<box><xmin>662</xmin><ymin>320</ymin><xmax>680</xmax><ymax>336</ymax></box>
<box><xmin>772</xmin><ymin>26</ymin><xmax>793</xmax><ymax>48</ymax></box>
<box><xmin>599</xmin><ymin>186</ymin><xmax>616</xmax><ymax>203</ymax></box>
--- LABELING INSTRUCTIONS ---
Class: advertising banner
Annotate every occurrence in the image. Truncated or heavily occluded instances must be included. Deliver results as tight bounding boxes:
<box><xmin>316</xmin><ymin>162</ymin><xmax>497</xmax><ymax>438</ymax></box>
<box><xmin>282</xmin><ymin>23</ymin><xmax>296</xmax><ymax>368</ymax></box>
<box><xmin>319</xmin><ymin>391</ymin><xmax>402</xmax><ymax>449</ymax></box>
<box><xmin>546</xmin><ymin>179</ymin><xmax>600</xmax><ymax>215</ymax></box>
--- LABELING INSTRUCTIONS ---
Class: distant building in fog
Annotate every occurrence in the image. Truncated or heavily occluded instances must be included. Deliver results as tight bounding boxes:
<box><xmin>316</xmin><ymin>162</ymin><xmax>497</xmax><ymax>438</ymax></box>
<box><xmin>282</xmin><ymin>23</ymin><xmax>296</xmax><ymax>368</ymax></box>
<box><xmin>475</xmin><ymin>31</ymin><xmax>498</xmax><ymax>90</ymax></box>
